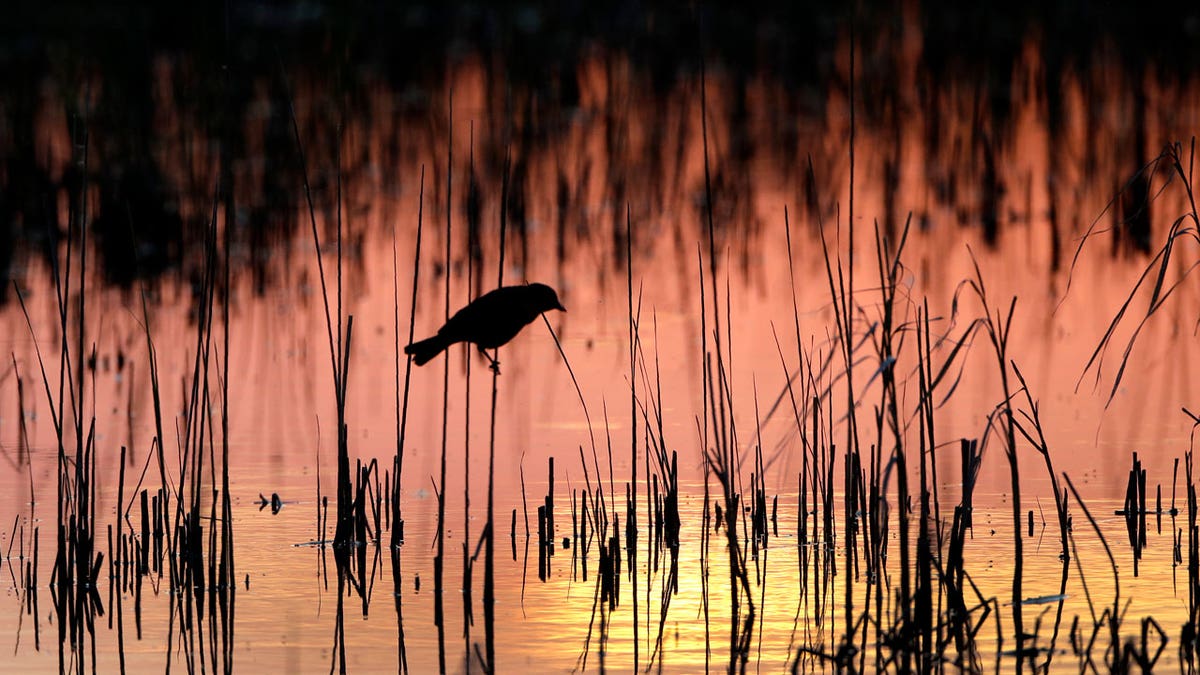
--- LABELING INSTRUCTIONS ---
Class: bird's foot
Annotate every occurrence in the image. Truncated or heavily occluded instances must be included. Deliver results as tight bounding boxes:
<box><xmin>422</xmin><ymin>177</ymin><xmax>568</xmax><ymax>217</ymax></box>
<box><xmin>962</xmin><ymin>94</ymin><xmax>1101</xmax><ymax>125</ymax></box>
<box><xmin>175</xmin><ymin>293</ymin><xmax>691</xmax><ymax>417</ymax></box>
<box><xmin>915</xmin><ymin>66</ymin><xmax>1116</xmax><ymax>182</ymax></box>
<box><xmin>478</xmin><ymin>348</ymin><xmax>502</xmax><ymax>375</ymax></box>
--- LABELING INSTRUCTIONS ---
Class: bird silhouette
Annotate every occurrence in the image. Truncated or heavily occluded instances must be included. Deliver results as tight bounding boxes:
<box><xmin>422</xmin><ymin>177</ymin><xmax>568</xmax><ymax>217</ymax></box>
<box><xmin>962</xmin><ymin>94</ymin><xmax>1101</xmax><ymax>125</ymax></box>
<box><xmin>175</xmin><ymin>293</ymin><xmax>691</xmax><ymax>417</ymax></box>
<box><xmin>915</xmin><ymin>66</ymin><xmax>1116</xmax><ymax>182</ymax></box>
<box><xmin>405</xmin><ymin>282</ymin><xmax>566</xmax><ymax>371</ymax></box>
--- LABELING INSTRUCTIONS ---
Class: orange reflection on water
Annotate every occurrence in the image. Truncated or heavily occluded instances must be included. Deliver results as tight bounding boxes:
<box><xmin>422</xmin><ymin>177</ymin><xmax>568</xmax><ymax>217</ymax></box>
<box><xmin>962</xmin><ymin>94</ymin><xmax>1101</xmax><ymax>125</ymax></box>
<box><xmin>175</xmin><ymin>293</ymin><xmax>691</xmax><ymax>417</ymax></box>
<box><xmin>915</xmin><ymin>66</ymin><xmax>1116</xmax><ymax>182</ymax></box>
<box><xmin>3</xmin><ymin>19</ymin><xmax>1200</xmax><ymax>673</ymax></box>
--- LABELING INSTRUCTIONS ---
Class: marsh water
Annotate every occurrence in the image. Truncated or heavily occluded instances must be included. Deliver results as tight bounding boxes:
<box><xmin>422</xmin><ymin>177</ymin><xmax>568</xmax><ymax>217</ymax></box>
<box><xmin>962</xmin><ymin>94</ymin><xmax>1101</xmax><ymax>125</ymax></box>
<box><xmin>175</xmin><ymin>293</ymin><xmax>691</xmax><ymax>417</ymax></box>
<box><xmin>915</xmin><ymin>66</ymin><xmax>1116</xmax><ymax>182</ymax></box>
<box><xmin>3</xmin><ymin>4</ymin><xmax>1200</xmax><ymax>673</ymax></box>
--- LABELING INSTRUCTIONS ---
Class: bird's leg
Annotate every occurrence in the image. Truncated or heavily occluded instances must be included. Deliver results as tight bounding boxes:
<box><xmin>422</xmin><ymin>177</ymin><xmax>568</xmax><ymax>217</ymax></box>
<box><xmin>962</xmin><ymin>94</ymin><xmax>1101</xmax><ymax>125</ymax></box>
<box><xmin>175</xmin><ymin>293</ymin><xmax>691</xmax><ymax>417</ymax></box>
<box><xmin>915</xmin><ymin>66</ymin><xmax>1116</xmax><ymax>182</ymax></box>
<box><xmin>478</xmin><ymin>346</ymin><xmax>501</xmax><ymax>375</ymax></box>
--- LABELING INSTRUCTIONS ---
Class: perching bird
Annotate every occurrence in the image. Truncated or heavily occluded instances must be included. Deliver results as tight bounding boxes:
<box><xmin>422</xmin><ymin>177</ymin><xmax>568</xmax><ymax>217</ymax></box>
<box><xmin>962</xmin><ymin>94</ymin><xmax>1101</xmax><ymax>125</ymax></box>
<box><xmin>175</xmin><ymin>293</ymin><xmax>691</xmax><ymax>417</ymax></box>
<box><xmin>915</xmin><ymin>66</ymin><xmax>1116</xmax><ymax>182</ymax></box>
<box><xmin>405</xmin><ymin>282</ymin><xmax>566</xmax><ymax>370</ymax></box>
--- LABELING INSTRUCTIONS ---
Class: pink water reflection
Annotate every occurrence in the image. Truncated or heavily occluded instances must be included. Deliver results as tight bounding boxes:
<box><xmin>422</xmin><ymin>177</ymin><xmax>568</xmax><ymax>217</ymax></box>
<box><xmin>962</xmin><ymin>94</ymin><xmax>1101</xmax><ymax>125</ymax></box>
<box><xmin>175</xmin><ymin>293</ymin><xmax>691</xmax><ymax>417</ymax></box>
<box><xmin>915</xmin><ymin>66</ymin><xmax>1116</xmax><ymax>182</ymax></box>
<box><xmin>2</xmin><ymin>27</ymin><xmax>1200</xmax><ymax>674</ymax></box>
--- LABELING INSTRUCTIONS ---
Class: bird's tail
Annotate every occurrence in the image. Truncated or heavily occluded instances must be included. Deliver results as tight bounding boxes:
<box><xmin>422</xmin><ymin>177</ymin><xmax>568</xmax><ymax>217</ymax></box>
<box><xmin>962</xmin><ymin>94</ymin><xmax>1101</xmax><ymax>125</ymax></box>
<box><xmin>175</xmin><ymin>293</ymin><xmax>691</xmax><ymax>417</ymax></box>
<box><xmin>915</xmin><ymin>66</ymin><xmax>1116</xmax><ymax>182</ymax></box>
<box><xmin>404</xmin><ymin>335</ymin><xmax>450</xmax><ymax>366</ymax></box>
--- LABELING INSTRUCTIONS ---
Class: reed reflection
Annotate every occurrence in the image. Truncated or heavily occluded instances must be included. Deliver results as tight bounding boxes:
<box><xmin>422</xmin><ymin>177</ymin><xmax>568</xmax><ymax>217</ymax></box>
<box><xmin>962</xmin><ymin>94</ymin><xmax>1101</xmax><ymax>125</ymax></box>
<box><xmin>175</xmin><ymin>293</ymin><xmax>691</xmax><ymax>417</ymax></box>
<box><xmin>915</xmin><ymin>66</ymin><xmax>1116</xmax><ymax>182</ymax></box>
<box><xmin>3</xmin><ymin>4</ymin><xmax>1200</xmax><ymax>674</ymax></box>
<box><xmin>3</xmin><ymin>7</ymin><xmax>1199</xmax><ymax>303</ymax></box>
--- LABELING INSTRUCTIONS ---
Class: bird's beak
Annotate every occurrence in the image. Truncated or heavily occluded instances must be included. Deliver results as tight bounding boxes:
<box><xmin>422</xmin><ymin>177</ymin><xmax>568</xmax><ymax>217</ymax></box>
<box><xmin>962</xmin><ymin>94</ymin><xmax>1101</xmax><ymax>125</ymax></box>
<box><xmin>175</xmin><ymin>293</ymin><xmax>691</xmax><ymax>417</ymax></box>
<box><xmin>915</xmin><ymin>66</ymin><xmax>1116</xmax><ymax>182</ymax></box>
<box><xmin>556</xmin><ymin>301</ymin><xmax>567</xmax><ymax>312</ymax></box>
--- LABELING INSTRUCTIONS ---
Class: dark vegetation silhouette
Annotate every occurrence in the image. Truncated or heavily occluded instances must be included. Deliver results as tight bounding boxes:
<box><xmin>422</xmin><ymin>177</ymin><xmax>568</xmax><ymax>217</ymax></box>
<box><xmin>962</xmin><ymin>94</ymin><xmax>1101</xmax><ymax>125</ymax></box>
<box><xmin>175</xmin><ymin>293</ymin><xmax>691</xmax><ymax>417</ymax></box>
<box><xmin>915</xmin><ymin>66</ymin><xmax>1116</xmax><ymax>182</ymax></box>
<box><xmin>3</xmin><ymin>4</ymin><xmax>1199</xmax><ymax>302</ymax></box>
<box><xmin>5</xmin><ymin>4</ymin><xmax>1200</xmax><ymax>674</ymax></box>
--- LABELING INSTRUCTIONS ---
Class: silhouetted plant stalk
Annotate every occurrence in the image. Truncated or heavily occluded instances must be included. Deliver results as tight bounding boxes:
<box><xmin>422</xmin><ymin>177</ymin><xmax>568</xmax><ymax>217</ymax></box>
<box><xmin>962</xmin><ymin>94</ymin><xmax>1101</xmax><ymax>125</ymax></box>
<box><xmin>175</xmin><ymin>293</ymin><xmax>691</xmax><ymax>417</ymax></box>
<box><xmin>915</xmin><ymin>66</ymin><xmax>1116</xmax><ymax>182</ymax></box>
<box><xmin>697</xmin><ymin>54</ymin><xmax>755</xmax><ymax>673</ymax></box>
<box><xmin>15</xmin><ymin>105</ymin><xmax>243</xmax><ymax>674</ymax></box>
<box><xmin>1060</xmin><ymin>137</ymin><xmax>1200</xmax><ymax>669</ymax></box>
<box><xmin>393</xmin><ymin>162</ymin><xmax>425</xmax><ymax>547</ymax></box>
<box><xmin>1010</xmin><ymin>365</ymin><xmax>1071</xmax><ymax>670</ymax></box>
<box><xmin>462</xmin><ymin>121</ymin><xmax>477</xmax><ymax>663</ymax></box>
<box><xmin>781</xmin><ymin>143</ymin><xmax>1009</xmax><ymax>670</ymax></box>
<box><xmin>1064</xmin><ymin>473</ymin><xmax>1140</xmax><ymax>670</ymax></box>
<box><xmin>1183</xmin><ymin>432</ymin><xmax>1200</xmax><ymax>668</ymax></box>
<box><xmin>433</xmin><ymin>92</ymin><xmax>453</xmax><ymax>675</ymax></box>
<box><xmin>282</xmin><ymin>72</ymin><xmax>383</xmax><ymax>675</ymax></box>
<box><xmin>158</xmin><ymin>179</ymin><xmax>236</xmax><ymax>674</ymax></box>
<box><xmin>969</xmin><ymin>253</ymin><xmax>1028</xmax><ymax>663</ymax></box>
<box><xmin>865</xmin><ymin>216</ymin><xmax>914</xmax><ymax>671</ymax></box>
<box><xmin>389</xmin><ymin>164</ymin><xmax>423</xmax><ymax>675</ymax></box>
<box><xmin>1071</xmin><ymin>139</ymin><xmax>1200</xmax><ymax>407</ymax></box>
<box><xmin>543</xmin><ymin>313</ymin><xmax>612</xmax><ymax>672</ymax></box>
<box><xmin>625</xmin><ymin>204</ymin><xmax>640</xmax><ymax>671</ymax></box>
<box><xmin>632</xmin><ymin>313</ymin><xmax>683</xmax><ymax>670</ymax></box>
<box><xmin>531</xmin><ymin>257</ymin><xmax>611</xmax><ymax>667</ymax></box>
<box><xmin>216</xmin><ymin>96</ymin><xmax>237</xmax><ymax>675</ymax></box>
<box><xmin>841</xmin><ymin>18</ymin><xmax>863</xmax><ymax>656</ymax></box>
<box><xmin>12</xmin><ymin>107</ymin><xmax>107</xmax><ymax>675</ymax></box>
<box><xmin>282</xmin><ymin>64</ymin><xmax>357</xmax><ymax>553</ymax></box>
<box><xmin>7</xmin><ymin>359</ymin><xmax>42</xmax><ymax>655</ymax></box>
<box><xmin>777</xmin><ymin>201</ymin><xmax>840</xmax><ymax>648</ymax></box>
<box><xmin>580</xmin><ymin>405</ymin><xmax>624</xmax><ymax>673</ymax></box>
<box><xmin>482</xmin><ymin>138</ymin><xmax>512</xmax><ymax>673</ymax></box>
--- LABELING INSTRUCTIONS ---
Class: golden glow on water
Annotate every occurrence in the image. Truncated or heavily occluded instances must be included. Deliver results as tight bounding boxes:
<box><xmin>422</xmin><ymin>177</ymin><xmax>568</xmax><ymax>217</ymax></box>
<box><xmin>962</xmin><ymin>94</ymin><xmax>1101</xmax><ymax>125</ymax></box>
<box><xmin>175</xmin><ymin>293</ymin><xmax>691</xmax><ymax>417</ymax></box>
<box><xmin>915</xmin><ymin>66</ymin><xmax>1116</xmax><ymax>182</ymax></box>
<box><xmin>3</xmin><ymin>15</ymin><xmax>1200</xmax><ymax>674</ymax></box>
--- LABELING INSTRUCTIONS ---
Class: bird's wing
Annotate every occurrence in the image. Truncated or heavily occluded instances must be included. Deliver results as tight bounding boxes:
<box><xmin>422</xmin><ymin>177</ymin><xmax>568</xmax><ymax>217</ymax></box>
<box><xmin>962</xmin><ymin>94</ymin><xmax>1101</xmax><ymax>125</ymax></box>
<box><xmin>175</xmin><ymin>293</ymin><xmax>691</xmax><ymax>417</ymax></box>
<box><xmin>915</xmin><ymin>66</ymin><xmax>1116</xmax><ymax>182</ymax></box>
<box><xmin>437</xmin><ymin>286</ymin><xmax>510</xmax><ymax>341</ymax></box>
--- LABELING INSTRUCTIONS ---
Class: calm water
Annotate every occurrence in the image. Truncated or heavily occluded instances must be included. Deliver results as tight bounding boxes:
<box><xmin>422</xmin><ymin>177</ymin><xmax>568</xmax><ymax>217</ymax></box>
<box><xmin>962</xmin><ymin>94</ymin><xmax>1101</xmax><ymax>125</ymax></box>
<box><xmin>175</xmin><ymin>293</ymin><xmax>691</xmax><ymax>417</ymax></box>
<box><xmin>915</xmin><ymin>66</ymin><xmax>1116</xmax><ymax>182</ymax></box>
<box><xmin>3</xmin><ymin>4</ymin><xmax>1200</xmax><ymax>673</ymax></box>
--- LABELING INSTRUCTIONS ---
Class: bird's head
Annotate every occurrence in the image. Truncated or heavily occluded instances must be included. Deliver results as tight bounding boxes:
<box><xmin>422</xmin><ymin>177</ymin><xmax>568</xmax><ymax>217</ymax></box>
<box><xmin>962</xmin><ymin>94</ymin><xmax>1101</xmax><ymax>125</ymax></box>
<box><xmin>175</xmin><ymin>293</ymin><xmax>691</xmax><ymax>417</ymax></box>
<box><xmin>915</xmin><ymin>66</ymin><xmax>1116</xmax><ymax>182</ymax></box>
<box><xmin>527</xmin><ymin>283</ymin><xmax>567</xmax><ymax>313</ymax></box>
